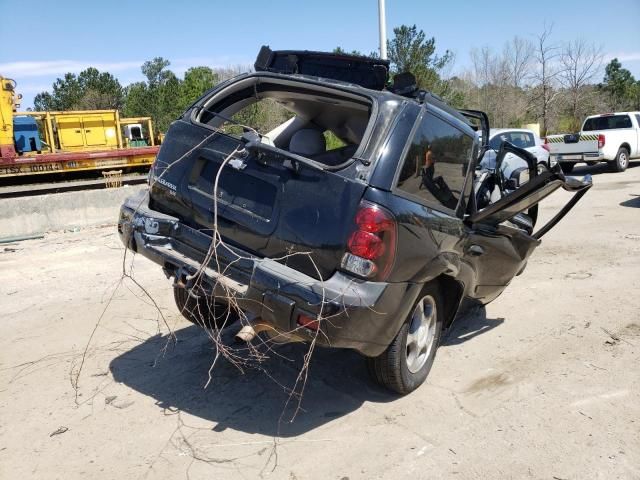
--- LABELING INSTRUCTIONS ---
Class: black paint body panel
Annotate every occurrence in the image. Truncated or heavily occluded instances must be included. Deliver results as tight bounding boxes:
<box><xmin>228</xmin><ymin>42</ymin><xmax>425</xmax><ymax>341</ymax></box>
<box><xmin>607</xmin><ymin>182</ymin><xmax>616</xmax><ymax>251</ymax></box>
<box><xmin>119</xmin><ymin>71</ymin><xmax>590</xmax><ymax>354</ymax></box>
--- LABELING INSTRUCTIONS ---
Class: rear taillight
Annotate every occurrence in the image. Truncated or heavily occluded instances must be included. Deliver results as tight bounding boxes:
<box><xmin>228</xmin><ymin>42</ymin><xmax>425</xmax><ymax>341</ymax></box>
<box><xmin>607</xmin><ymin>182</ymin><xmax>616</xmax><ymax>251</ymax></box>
<box><xmin>542</xmin><ymin>140</ymin><xmax>550</xmax><ymax>152</ymax></box>
<box><xmin>598</xmin><ymin>134</ymin><xmax>605</xmax><ymax>149</ymax></box>
<box><xmin>342</xmin><ymin>201</ymin><xmax>397</xmax><ymax>280</ymax></box>
<box><xmin>297</xmin><ymin>313</ymin><xmax>320</xmax><ymax>331</ymax></box>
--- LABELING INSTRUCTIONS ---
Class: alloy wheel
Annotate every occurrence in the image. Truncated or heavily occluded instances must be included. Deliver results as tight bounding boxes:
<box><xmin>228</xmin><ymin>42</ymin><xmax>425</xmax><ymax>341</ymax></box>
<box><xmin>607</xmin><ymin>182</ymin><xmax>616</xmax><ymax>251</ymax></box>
<box><xmin>405</xmin><ymin>295</ymin><xmax>438</xmax><ymax>373</ymax></box>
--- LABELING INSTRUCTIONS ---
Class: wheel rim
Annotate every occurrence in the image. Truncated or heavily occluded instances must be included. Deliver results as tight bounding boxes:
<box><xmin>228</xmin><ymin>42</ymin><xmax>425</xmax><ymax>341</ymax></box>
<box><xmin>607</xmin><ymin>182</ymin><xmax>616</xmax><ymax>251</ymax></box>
<box><xmin>405</xmin><ymin>295</ymin><xmax>438</xmax><ymax>373</ymax></box>
<box><xmin>619</xmin><ymin>152</ymin><xmax>628</xmax><ymax>167</ymax></box>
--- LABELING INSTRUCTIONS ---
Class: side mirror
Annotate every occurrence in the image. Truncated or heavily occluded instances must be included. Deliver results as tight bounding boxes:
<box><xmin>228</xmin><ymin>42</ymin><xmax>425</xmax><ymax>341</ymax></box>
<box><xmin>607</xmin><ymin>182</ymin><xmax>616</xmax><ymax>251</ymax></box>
<box><xmin>495</xmin><ymin>141</ymin><xmax>538</xmax><ymax>192</ymax></box>
<box><xmin>505</xmin><ymin>167</ymin><xmax>530</xmax><ymax>190</ymax></box>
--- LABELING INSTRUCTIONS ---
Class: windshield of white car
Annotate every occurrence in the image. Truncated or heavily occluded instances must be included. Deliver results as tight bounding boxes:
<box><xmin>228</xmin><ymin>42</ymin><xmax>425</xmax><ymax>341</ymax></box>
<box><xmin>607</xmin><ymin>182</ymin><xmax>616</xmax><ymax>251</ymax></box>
<box><xmin>489</xmin><ymin>131</ymin><xmax>535</xmax><ymax>150</ymax></box>
<box><xmin>583</xmin><ymin>115</ymin><xmax>632</xmax><ymax>131</ymax></box>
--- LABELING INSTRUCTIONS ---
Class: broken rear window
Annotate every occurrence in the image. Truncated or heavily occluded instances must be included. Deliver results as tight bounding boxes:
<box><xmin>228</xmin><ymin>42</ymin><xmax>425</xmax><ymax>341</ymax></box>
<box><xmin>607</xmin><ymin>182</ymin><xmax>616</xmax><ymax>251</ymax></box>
<box><xmin>195</xmin><ymin>77</ymin><xmax>373</xmax><ymax>166</ymax></box>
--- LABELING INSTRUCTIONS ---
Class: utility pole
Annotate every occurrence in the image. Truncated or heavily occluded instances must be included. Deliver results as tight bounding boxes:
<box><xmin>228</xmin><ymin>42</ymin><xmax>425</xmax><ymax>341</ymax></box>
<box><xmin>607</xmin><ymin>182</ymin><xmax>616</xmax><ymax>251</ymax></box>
<box><xmin>378</xmin><ymin>0</ymin><xmax>388</xmax><ymax>60</ymax></box>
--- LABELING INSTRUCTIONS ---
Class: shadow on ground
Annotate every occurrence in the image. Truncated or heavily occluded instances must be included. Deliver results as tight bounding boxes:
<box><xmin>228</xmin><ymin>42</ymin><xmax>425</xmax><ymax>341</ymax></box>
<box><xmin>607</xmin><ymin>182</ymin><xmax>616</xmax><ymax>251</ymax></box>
<box><xmin>110</xmin><ymin>325</ymin><xmax>396</xmax><ymax>437</ymax></box>
<box><xmin>572</xmin><ymin>162</ymin><xmax>640</xmax><ymax>177</ymax></box>
<box><xmin>110</xmin><ymin>306</ymin><xmax>501</xmax><ymax>436</ymax></box>
<box><xmin>620</xmin><ymin>194</ymin><xmax>640</xmax><ymax>208</ymax></box>
<box><xmin>442</xmin><ymin>305</ymin><xmax>504</xmax><ymax>347</ymax></box>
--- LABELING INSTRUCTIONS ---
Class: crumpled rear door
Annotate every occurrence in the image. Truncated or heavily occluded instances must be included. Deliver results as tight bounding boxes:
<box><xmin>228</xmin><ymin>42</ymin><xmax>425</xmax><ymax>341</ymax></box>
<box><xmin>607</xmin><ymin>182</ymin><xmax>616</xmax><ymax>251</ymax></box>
<box><xmin>462</xmin><ymin>164</ymin><xmax>591</xmax><ymax>303</ymax></box>
<box><xmin>469</xmin><ymin>167</ymin><xmax>592</xmax><ymax>239</ymax></box>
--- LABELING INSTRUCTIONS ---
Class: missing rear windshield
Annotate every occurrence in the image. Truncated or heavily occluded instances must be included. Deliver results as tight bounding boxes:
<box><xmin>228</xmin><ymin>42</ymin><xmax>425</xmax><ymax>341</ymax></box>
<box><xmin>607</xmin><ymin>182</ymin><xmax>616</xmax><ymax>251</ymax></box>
<box><xmin>195</xmin><ymin>78</ymin><xmax>373</xmax><ymax>167</ymax></box>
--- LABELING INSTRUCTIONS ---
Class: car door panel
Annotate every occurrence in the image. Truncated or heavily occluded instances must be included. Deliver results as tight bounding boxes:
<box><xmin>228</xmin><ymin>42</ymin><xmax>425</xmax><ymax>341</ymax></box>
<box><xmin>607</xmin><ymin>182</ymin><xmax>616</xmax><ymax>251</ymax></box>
<box><xmin>366</xmin><ymin>187</ymin><xmax>465</xmax><ymax>283</ymax></box>
<box><xmin>469</xmin><ymin>167</ymin><xmax>591</xmax><ymax>230</ymax></box>
<box><xmin>463</xmin><ymin>224</ymin><xmax>540</xmax><ymax>304</ymax></box>
<box><xmin>463</xmin><ymin>148</ymin><xmax>592</xmax><ymax>303</ymax></box>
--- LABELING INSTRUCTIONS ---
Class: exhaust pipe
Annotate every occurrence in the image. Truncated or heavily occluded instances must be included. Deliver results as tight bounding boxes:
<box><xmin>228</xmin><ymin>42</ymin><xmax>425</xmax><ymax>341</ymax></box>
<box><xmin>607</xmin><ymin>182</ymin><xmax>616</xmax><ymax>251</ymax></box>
<box><xmin>235</xmin><ymin>324</ymin><xmax>259</xmax><ymax>342</ymax></box>
<box><xmin>234</xmin><ymin>315</ymin><xmax>306</xmax><ymax>344</ymax></box>
<box><xmin>234</xmin><ymin>312</ymin><xmax>272</xmax><ymax>343</ymax></box>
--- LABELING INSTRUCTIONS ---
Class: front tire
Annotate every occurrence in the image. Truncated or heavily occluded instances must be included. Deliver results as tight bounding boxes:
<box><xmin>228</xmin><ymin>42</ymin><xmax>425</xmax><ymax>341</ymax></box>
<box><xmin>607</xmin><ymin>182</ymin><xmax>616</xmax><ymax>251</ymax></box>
<box><xmin>367</xmin><ymin>284</ymin><xmax>444</xmax><ymax>394</ymax></box>
<box><xmin>560</xmin><ymin>163</ymin><xmax>574</xmax><ymax>174</ymax></box>
<box><xmin>173</xmin><ymin>286</ymin><xmax>236</xmax><ymax>329</ymax></box>
<box><xmin>609</xmin><ymin>147</ymin><xmax>629</xmax><ymax>172</ymax></box>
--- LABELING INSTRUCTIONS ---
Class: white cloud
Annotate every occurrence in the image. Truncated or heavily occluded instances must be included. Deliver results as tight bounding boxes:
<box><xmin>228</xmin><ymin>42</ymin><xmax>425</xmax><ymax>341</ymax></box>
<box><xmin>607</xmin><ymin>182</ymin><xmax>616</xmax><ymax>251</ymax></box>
<box><xmin>0</xmin><ymin>56</ymin><xmax>254</xmax><ymax>79</ymax></box>
<box><xmin>604</xmin><ymin>52</ymin><xmax>640</xmax><ymax>63</ymax></box>
<box><xmin>0</xmin><ymin>60</ymin><xmax>143</xmax><ymax>77</ymax></box>
<box><xmin>4</xmin><ymin>55</ymin><xmax>254</xmax><ymax>108</ymax></box>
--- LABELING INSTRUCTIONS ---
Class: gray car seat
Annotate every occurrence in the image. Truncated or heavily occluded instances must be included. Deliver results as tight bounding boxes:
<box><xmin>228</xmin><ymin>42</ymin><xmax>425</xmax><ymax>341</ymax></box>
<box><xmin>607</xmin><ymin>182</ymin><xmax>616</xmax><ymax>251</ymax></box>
<box><xmin>288</xmin><ymin>129</ymin><xmax>326</xmax><ymax>157</ymax></box>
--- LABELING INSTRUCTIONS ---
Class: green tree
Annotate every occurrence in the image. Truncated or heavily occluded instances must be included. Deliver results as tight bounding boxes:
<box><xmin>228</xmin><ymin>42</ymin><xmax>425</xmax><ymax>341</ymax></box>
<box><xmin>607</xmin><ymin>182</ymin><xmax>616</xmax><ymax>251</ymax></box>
<box><xmin>334</xmin><ymin>30</ymin><xmax>461</xmax><ymax>105</ymax></box>
<box><xmin>124</xmin><ymin>59</ymin><xmax>221</xmax><ymax>133</ymax></box>
<box><xmin>601</xmin><ymin>58</ymin><xmax>636</xmax><ymax>110</ymax></box>
<box><xmin>33</xmin><ymin>91</ymin><xmax>55</xmax><ymax>111</ymax></box>
<box><xmin>123</xmin><ymin>58</ymin><xmax>183</xmax><ymax>133</ymax></box>
<box><xmin>121</xmin><ymin>82</ymin><xmax>149</xmax><ymax>118</ymax></box>
<box><xmin>332</xmin><ymin>47</ymin><xmax>378</xmax><ymax>58</ymax></box>
<box><xmin>142</xmin><ymin>57</ymin><xmax>171</xmax><ymax>87</ymax></box>
<box><xmin>387</xmin><ymin>25</ymin><xmax>459</xmax><ymax>104</ymax></box>
<box><xmin>388</xmin><ymin>26</ymin><xmax>452</xmax><ymax>87</ymax></box>
<box><xmin>76</xmin><ymin>67</ymin><xmax>124</xmax><ymax>109</ymax></box>
<box><xmin>629</xmin><ymin>81</ymin><xmax>640</xmax><ymax>110</ymax></box>
<box><xmin>33</xmin><ymin>68</ymin><xmax>123</xmax><ymax>111</ymax></box>
<box><xmin>179</xmin><ymin>66</ymin><xmax>219</xmax><ymax>110</ymax></box>
<box><xmin>34</xmin><ymin>73</ymin><xmax>81</xmax><ymax>110</ymax></box>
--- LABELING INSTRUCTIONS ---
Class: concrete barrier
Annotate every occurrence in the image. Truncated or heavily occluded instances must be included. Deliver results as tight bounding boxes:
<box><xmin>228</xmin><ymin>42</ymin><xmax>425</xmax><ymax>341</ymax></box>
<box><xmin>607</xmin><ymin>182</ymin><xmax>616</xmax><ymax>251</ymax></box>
<box><xmin>0</xmin><ymin>185</ymin><xmax>146</xmax><ymax>239</ymax></box>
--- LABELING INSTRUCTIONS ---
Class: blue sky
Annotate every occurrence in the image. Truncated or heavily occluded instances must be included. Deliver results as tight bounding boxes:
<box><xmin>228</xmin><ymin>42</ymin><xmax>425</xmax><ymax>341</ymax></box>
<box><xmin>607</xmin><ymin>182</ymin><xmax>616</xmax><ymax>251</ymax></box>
<box><xmin>1</xmin><ymin>0</ymin><xmax>639</xmax><ymax>108</ymax></box>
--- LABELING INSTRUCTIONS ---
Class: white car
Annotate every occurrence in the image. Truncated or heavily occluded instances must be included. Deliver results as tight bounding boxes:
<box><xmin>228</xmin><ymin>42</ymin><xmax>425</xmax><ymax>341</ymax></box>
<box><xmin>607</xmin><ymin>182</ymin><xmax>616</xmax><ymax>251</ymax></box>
<box><xmin>480</xmin><ymin>128</ymin><xmax>551</xmax><ymax>177</ymax></box>
<box><xmin>546</xmin><ymin>112</ymin><xmax>640</xmax><ymax>173</ymax></box>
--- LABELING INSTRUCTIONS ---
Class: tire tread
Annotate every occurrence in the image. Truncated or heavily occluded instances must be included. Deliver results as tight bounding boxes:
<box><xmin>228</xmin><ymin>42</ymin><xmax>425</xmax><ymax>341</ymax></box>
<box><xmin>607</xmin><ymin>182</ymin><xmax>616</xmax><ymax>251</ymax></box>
<box><xmin>367</xmin><ymin>283</ymin><xmax>444</xmax><ymax>395</ymax></box>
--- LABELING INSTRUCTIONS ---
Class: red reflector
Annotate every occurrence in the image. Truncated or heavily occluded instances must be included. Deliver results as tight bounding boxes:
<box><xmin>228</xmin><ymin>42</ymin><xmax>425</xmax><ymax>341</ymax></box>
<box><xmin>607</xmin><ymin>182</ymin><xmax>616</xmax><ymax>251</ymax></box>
<box><xmin>355</xmin><ymin>206</ymin><xmax>395</xmax><ymax>233</ymax></box>
<box><xmin>297</xmin><ymin>314</ymin><xmax>319</xmax><ymax>331</ymax></box>
<box><xmin>348</xmin><ymin>230</ymin><xmax>385</xmax><ymax>260</ymax></box>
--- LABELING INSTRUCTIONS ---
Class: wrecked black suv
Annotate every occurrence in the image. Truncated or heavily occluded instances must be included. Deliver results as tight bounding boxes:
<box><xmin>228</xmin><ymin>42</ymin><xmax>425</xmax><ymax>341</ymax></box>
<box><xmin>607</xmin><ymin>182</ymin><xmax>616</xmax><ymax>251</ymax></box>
<box><xmin>118</xmin><ymin>47</ymin><xmax>591</xmax><ymax>394</ymax></box>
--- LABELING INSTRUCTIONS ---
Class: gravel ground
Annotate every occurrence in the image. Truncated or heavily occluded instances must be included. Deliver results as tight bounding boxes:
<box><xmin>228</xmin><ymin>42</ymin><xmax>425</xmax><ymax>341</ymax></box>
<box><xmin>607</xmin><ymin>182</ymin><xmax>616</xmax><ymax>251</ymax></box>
<box><xmin>1</xmin><ymin>163</ymin><xmax>639</xmax><ymax>480</ymax></box>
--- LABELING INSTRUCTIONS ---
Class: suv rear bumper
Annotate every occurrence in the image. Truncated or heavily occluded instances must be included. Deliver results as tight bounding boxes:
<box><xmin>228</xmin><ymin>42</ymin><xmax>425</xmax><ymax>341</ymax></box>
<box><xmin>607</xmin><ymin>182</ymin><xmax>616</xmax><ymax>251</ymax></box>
<box><xmin>118</xmin><ymin>190</ymin><xmax>418</xmax><ymax>357</ymax></box>
<box><xmin>551</xmin><ymin>152</ymin><xmax>604</xmax><ymax>163</ymax></box>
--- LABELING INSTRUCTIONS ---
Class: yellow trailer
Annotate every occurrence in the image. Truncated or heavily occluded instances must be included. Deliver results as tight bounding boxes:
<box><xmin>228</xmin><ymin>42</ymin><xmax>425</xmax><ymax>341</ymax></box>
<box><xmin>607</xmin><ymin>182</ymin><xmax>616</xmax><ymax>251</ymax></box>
<box><xmin>0</xmin><ymin>75</ymin><xmax>159</xmax><ymax>179</ymax></box>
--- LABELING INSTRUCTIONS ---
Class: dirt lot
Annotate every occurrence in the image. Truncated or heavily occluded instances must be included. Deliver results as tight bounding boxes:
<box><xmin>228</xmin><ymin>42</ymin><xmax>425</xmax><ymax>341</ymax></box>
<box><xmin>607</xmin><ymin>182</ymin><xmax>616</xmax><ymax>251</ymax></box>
<box><xmin>1</xmin><ymin>164</ymin><xmax>639</xmax><ymax>480</ymax></box>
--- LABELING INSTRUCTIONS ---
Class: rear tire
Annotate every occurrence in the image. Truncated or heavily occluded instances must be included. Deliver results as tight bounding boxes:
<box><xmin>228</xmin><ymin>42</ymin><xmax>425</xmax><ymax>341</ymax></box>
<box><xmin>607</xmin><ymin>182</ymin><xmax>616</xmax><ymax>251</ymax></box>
<box><xmin>560</xmin><ymin>163</ymin><xmax>574</xmax><ymax>174</ymax></box>
<box><xmin>609</xmin><ymin>147</ymin><xmax>629</xmax><ymax>172</ymax></box>
<box><xmin>367</xmin><ymin>284</ymin><xmax>444</xmax><ymax>395</ymax></box>
<box><xmin>173</xmin><ymin>286</ymin><xmax>236</xmax><ymax>329</ymax></box>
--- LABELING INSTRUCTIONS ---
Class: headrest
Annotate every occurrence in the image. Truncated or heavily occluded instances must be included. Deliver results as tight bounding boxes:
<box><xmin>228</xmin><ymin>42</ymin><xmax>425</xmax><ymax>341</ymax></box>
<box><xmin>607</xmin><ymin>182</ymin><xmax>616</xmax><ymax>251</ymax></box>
<box><xmin>289</xmin><ymin>129</ymin><xmax>326</xmax><ymax>157</ymax></box>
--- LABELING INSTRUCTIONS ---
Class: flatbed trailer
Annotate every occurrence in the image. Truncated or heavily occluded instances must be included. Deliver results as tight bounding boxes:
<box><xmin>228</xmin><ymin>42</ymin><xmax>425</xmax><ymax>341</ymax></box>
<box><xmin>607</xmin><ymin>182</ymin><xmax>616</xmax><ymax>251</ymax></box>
<box><xmin>0</xmin><ymin>145</ymin><xmax>158</xmax><ymax>177</ymax></box>
<box><xmin>0</xmin><ymin>76</ymin><xmax>159</xmax><ymax>181</ymax></box>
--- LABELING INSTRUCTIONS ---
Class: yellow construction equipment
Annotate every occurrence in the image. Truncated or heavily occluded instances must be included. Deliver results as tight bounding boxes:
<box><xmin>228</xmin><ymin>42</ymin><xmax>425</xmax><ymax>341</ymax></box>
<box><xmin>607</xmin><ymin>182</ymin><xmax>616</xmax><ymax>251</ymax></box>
<box><xmin>0</xmin><ymin>75</ymin><xmax>159</xmax><ymax>178</ymax></box>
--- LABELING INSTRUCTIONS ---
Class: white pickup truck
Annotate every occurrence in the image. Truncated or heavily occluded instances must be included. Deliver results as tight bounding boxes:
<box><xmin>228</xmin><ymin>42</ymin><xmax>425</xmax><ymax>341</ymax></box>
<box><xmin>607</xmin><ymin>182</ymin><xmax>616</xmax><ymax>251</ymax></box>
<box><xmin>546</xmin><ymin>112</ymin><xmax>640</xmax><ymax>173</ymax></box>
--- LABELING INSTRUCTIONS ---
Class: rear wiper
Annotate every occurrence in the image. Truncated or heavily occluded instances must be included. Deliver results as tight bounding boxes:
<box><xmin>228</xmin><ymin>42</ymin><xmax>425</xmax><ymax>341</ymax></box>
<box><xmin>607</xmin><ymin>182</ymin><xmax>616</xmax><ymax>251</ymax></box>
<box><xmin>240</xmin><ymin>131</ymin><xmax>326</xmax><ymax>172</ymax></box>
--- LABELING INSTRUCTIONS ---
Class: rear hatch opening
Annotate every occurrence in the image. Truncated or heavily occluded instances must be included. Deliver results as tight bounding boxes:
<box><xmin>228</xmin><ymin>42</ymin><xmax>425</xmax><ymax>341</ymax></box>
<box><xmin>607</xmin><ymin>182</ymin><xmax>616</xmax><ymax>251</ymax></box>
<box><xmin>193</xmin><ymin>75</ymin><xmax>376</xmax><ymax>168</ymax></box>
<box><xmin>151</xmin><ymin>75</ymin><xmax>387</xmax><ymax>281</ymax></box>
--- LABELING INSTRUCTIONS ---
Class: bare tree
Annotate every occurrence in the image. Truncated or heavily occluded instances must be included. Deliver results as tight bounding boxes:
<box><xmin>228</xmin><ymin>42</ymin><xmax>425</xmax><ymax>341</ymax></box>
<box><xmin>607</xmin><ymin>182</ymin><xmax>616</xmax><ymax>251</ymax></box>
<box><xmin>470</xmin><ymin>46</ymin><xmax>495</xmax><ymax>113</ymax></box>
<box><xmin>470</xmin><ymin>44</ymin><xmax>527</xmax><ymax>128</ymax></box>
<box><xmin>504</xmin><ymin>36</ymin><xmax>534</xmax><ymax>88</ymax></box>
<box><xmin>559</xmin><ymin>39</ymin><xmax>604</xmax><ymax>131</ymax></box>
<box><xmin>531</xmin><ymin>24</ymin><xmax>562</xmax><ymax>136</ymax></box>
<box><xmin>454</xmin><ymin>31</ymin><xmax>610</xmax><ymax>133</ymax></box>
